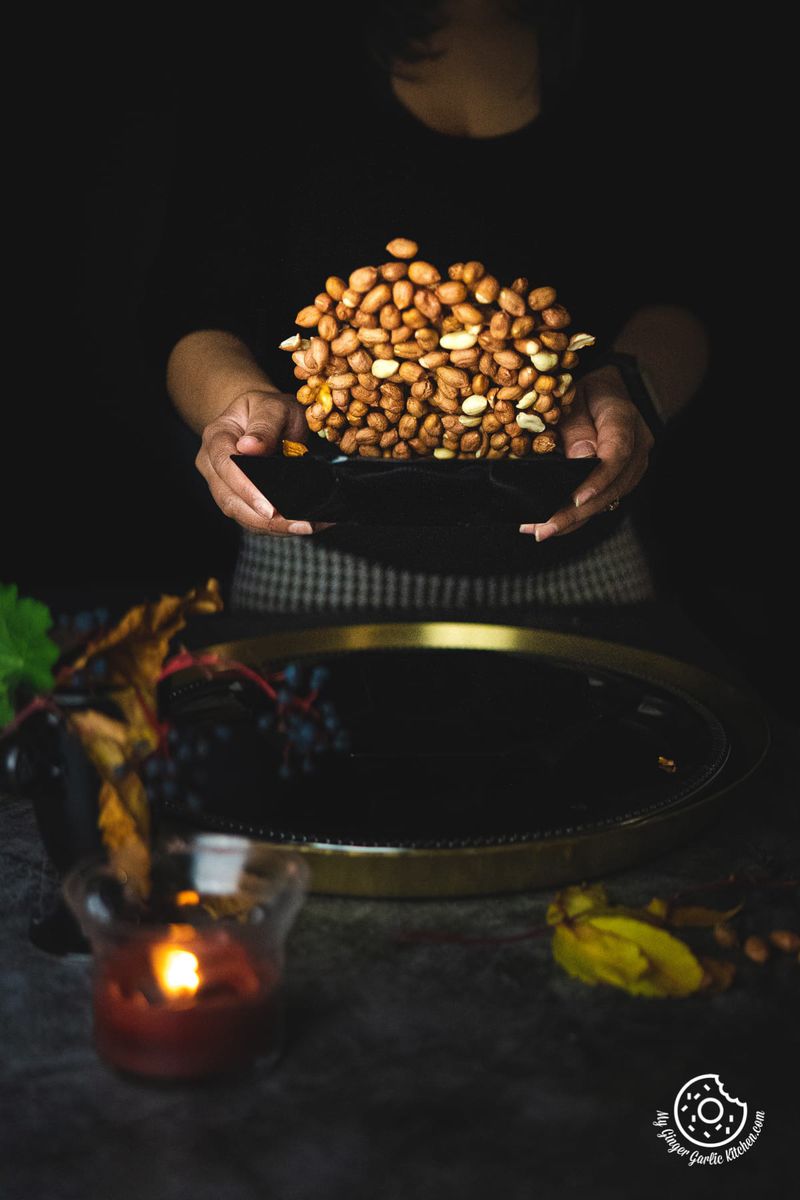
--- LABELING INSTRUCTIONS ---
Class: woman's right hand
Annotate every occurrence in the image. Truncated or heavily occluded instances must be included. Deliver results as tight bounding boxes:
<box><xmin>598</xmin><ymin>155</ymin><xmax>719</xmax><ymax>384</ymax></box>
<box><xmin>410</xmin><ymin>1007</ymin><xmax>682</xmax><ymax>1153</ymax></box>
<box><xmin>195</xmin><ymin>389</ymin><xmax>332</xmax><ymax>536</ymax></box>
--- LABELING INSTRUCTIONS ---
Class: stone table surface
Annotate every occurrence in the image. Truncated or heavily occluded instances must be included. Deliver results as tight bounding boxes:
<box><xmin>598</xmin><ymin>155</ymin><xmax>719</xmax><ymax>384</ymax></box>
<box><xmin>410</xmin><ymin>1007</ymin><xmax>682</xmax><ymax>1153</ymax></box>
<box><xmin>1</xmin><ymin>604</ymin><xmax>798</xmax><ymax>1199</ymax></box>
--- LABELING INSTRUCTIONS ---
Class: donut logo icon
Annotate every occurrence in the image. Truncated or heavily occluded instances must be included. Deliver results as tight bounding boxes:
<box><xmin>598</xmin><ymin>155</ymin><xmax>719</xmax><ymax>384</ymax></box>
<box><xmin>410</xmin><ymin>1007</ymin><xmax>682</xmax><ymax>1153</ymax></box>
<box><xmin>673</xmin><ymin>1074</ymin><xmax>748</xmax><ymax>1148</ymax></box>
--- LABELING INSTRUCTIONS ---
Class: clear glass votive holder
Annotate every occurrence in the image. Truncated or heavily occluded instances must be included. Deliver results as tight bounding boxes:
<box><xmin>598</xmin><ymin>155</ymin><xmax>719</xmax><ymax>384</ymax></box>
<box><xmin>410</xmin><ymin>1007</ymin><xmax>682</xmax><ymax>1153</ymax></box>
<box><xmin>63</xmin><ymin>833</ymin><xmax>310</xmax><ymax>1080</ymax></box>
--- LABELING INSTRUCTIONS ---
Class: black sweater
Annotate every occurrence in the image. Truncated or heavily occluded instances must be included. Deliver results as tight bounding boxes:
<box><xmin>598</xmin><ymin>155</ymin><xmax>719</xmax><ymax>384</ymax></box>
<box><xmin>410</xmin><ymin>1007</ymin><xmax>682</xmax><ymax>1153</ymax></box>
<box><xmin>138</xmin><ymin>18</ymin><xmax>710</xmax><ymax>576</ymax></box>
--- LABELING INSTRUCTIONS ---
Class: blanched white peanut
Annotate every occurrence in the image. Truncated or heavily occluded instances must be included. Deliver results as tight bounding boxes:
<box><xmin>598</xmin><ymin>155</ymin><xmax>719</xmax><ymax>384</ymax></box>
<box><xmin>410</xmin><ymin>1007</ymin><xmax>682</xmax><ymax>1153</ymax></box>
<box><xmin>440</xmin><ymin>330</ymin><xmax>479</xmax><ymax>350</ymax></box>
<box><xmin>517</xmin><ymin>412</ymin><xmax>546</xmax><ymax>432</ymax></box>
<box><xmin>371</xmin><ymin>359</ymin><xmax>400</xmax><ymax>379</ymax></box>
<box><xmin>458</xmin><ymin>415</ymin><xmax>482</xmax><ymax>427</ymax></box>
<box><xmin>531</xmin><ymin>351</ymin><xmax>559</xmax><ymax>372</ymax></box>
<box><xmin>516</xmin><ymin>391</ymin><xmax>537</xmax><ymax>410</ymax></box>
<box><xmin>433</xmin><ymin>447</ymin><xmax>455</xmax><ymax>459</ymax></box>
<box><xmin>567</xmin><ymin>332</ymin><xmax>596</xmax><ymax>351</ymax></box>
<box><xmin>461</xmin><ymin>395</ymin><xmax>489</xmax><ymax>416</ymax></box>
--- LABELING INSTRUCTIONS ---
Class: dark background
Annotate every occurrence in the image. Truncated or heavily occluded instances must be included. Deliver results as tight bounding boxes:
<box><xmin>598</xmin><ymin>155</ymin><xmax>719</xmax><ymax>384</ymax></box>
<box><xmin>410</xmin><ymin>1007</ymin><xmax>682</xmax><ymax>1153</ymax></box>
<box><xmin>9</xmin><ymin>5</ymin><xmax>794</xmax><ymax>715</ymax></box>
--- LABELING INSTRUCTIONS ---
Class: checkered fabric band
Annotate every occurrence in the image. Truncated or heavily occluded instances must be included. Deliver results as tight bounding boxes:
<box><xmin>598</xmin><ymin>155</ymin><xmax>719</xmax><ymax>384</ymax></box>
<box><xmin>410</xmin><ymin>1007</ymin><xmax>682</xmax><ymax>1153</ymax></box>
<box><xmin>229</xmin><ymin>515</ymin><xmax>655</xmax><ymax>614</ymax></box>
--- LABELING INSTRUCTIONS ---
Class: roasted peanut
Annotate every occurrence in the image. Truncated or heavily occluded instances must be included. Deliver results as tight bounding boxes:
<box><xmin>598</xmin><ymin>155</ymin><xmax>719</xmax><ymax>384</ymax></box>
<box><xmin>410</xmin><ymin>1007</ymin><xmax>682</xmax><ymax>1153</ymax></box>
<box><xmin>541</xmin><ymin>304</ymin><xmax>571</xmax><ymax>329</ymax></box>
<box><xmin>408</xmin><ymin>260</ymin><xmax>441</xmax><ymax>285</ymax></box>
<box><xmin>296</xmin><ymin>305</ymin><xmax>320</xmax><ymax>328</ymax></box>
<box><xmin>528</xmin><ymin>285</ymin><xmax>557</xmax><ymax>310</ymax></box>
<box><xmin>386</xmin><ymin>237</ymin><xmax>419</xmax><ymax>259</ymax></box>
<box><xmin>498</xmin><ymin>288</ymin><xmax>526</xmax><ymax>317</ymax></box>
<box><xmin>361</xmin><ymin>282</ymin><xmax>392</xmax><ymax>313</ymax></box>
<box><xmin>473</xmin><ymin>274</ymin><xmax>499</xmax><ymax>304</ymax></box>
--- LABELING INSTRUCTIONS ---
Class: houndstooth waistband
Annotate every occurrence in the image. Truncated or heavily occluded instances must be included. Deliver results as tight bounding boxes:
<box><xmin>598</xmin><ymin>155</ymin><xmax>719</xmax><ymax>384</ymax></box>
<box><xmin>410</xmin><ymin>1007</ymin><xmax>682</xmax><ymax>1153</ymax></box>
<box><xmin>229</xmin><ymin>514</ymin><xmax>655</xmax><ymax>614</ymax></box>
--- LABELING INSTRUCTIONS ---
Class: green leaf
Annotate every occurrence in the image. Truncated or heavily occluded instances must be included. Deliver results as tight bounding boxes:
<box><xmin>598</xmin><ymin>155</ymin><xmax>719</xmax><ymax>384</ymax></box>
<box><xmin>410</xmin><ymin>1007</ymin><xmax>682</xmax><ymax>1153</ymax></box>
<box><xmin>0</xmin><ymin>583</ymin><xmax>60</xmax><ymax>726</ymax></box>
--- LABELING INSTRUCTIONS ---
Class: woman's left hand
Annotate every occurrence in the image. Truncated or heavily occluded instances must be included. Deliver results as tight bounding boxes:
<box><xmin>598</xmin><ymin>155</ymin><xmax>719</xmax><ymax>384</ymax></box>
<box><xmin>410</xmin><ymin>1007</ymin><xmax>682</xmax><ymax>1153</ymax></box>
<box><xmin>520</xmin><ymin>365</ymin><xmax>655</xmax><ymax>540</ymax></box>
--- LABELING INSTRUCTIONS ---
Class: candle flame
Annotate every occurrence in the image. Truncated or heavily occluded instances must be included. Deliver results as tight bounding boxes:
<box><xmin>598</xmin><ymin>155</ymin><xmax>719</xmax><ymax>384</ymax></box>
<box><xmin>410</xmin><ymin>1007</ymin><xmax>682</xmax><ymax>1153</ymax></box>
<box><xmin>151</xmin><ymin>944</ymin><xmax>200</xmax><ymax>998</ymax></box>
<box><xmin>176</xmin><ymin>890</ymin><xmax>201</xmax><ymax>906</ymax></box>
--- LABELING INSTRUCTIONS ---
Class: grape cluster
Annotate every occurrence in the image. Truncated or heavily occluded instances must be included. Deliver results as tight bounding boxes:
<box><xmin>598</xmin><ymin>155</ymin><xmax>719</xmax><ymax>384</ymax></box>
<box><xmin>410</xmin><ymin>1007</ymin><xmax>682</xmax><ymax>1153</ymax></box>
<box><xmin>55</xmin><ymin>607</ymin><xmax>112</xmax><ymax>688</ymax></box>
<box><xmin>142</xmin><ymin>659</ymin><xmax>350</xmax><ymax>815</ymax></box>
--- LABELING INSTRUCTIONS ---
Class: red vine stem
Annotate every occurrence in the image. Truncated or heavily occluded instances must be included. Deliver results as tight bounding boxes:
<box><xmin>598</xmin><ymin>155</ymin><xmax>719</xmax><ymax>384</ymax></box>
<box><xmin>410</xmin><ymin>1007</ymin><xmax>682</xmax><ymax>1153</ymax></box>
<box><xmin>158</xmin><ymin>649</ymin><xmax>279</xmax><ymax>703</ymax></box>
<box><xmin>665</xmin><ymin>874</ymin><xmax>800</xmax><ymax>905</ymax></box>
<box><xmin>392</xmin><ymin>875</ymin><xmax>800</xmax><ymax>947</ymax></box>
<box><xmin>0</xmin><ymin>695</ymin><xmax>63</xmax><ymax>741</ymax></box>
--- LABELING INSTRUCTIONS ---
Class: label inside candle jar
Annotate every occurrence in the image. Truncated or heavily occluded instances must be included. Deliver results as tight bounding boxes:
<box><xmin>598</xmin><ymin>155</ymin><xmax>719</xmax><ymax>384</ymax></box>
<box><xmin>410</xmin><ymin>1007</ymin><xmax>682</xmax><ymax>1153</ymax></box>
<box><xmin>93</xmin><ymin>930</ymin><xmax>281</xmax><ymax>1079</ymax></box>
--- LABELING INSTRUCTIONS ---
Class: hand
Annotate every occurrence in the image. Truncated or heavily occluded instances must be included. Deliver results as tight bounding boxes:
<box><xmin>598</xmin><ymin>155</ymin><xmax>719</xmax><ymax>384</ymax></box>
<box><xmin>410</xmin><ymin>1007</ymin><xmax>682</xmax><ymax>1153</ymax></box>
<box><xmin>519</xmin><ymin>365</ymin><xmax>654</xmax><ymax>541</ymax></box>
<box><xmin>195</xmin><ymin>389</ymin><xmax>334</xmax><ymax>536</ymax></box>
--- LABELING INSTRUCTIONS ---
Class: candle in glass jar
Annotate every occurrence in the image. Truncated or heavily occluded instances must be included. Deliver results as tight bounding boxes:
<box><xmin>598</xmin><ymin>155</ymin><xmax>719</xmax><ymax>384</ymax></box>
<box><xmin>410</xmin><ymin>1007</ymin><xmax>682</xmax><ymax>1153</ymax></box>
<box><xmin>93</xmin><ymin>924</ymin><xmax>281</xmax><ymax>1079</ymax></box>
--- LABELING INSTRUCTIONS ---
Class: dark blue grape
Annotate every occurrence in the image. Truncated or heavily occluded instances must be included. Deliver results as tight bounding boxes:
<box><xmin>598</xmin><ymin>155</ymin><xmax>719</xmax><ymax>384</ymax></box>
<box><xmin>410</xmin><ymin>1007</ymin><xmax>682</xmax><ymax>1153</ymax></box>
<box><xmin>276</xmin><ymin>687</ymin><xmax>292</xmax><ymax>706</ymax></box>
<box><xmin>291</xmin><ymin>723</ymin><xmax>317</xmax><ymax>753</ymax></box>
<box><xmin>94</xmin><ymin>607</ymin><xmax>110</xmax><ymax>626</ymax></box>
<box><xmin>320</xmin><ymin>700</ymin><xmax>336</xmax><ymax>717</ymax></box>
<box><xmin>167</xmin><ymin>727</ymin><xmax>181</xmax><ymax>748</ymax></box>
<box><xmin>161</xmin><ymin>779</ymin><xmax>178</xmax><ymax>802</ymax></box>
<box><xmin>213</xmin><ymin>723</ymin><xmax>233</xmax><ymax>742</ymax></box>
<box><xmin>278</xmin><ymin>762</ymin><xmax>293</xmax><ymax>781</ymax></box>
<box><xmin>256</xmin><ymin>712</ymin><xmax>275</xmax><ymax>734</ymax></box>
<box><xmin>334</xmin><ymin>731</ymin><xmax>351</xmax><ymax>752</ymax></box>
<box><xmin>57</xmin><ymin>612</ymin><xmax>71</xmax><ymax>628</ymax></box>
<box><xmin>323</xmin><ymin>713</ymin><xmax>340</xmax><ymax>733</ymax></box>
<box><xmin>185</xmin><ymin>790</ymin><xmax>203</xmax><ymax>813</ymax></box>
<box><xmin>283</xmin><ymin>663</ymin><xmax>303</xmax><ymax>688</ymax></box>
<box><xmin>301</xmin><ymin>755</ymin><xmax>315</xmax><ymax>775</ymax></box>
<box><xmin>73</xmin><ymin>611</ymin><xmax>95</xmax><ymax>633</ymax></box>
<box><xmin>143</xmin><ymin>757</ymin><xmax>163</xmax><ymax>781</ymax></box>
<box><xmin>310</xmin><ymin>665</ymin><xmax>330</xmax><ymax>690</ymax></box>
<box><xmin>70</xmin><ymin>671</ymin><xmax>86</xmax><ymax>690</ymax></box>
<box><xmin>165</xmin><ymin>758</ymin><xmax>178</xmax><ymax>779</ymax></box>
<box><xmin>90</xmin><ymin>656</ymin><xmax>107</xmax><ymax>678</ymax></box>
<box><xmin>176</xmin><ymin>742</ymin><xmax>193</xmax><ymax>764</ymax></box>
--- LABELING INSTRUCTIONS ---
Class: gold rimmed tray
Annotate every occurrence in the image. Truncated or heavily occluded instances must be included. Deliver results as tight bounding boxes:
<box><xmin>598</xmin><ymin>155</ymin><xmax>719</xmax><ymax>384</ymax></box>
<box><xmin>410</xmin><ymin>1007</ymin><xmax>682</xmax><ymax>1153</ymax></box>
<box><xmin>157</xmin><ymin>623</ymin><xmax>770</xmax><ymax>897</ymax></box>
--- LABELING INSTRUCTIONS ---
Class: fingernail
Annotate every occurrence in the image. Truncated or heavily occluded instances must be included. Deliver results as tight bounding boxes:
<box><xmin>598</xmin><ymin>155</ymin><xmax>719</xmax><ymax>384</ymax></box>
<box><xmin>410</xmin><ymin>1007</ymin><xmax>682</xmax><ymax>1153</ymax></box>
<box><xmin>519</xmin><ymin>524</ymin><xmax>536</xmax><ymax>535</ymax></box>
<box><xmin>534</xmin><ymin>521</ymin><xmax>559</xmax><ymax>543</ymax></box>
<box><xmin>570</xmin><ymin>440</ymin><xmax>596</xmax><ymax>458</ymax></box>
<box><xmin>574</xmin><ymin>488</ymin><xmax>596</xmax><ymax>508</ymax></box>
<box><xmin>287</xmin><ymin>521</ymin><xmax>311</xmax><ymax>535</ymax></box>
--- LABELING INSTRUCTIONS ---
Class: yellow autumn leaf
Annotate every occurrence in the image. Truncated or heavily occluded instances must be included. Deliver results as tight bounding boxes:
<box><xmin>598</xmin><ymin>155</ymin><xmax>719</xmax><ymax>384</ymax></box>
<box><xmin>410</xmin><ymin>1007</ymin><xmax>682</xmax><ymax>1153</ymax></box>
<box><xmin>68</xmin><ymin>708</ymin><xmax>131</xmax><ymax>779</ymax></box>
<box><xmin>548</xmin><ymin>883</ymin><xmax>706</xmax><ymax>998</ymax></box>
<box><xmin>68</xmin><ymin>578</ymin><xmax>223</xmax><ymax>695</ymax></box>
<box><xmin>645</xmin><ymin>897</ymin><xmax>669</xmax><ymax>919</ymax></box>
<box><xmin>97</xmin><ymin>777</ymin><xmax>151</xmax><ymax>897</ymax></box>
<box><xmin>546</xmin><ymin>883</ymin><xmax>609</xmax><ymax>924</ymax></box>
<box><xmin>587</xmin><ymin>914</ymin><xmax>705</xmax><ymax>996</ymax></box>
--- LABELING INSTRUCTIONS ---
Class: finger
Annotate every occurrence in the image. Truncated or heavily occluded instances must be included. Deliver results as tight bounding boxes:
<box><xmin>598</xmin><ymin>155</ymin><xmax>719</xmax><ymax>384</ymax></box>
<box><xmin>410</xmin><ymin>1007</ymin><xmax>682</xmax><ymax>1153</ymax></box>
<box><xmin>570</xmin><ymin>405</ymin><xmax>637</xmax><ymax>509</ymax></box>
<box><xmin>521</xmin><ymin>438</ymin><xmax>648</xmax><ymax>539</ymax></box>
<box><xmin>235</xmin><ymin>398</ymin><xmax>308</xmax><ymax>457</ymax></box>
<box><xmin>558</xmin><ymin>389</ymin><xmax>598</xmax><ymax>459</ymax></box>
<box><xmin>202</xmin><ymin>427</ymin><xmax>278</xmax><ymax>519</ymax></box>
<box><xmin>206</xmin><ymin>475</ymin><xmax>286</xmax><ymax>534</ymax></box>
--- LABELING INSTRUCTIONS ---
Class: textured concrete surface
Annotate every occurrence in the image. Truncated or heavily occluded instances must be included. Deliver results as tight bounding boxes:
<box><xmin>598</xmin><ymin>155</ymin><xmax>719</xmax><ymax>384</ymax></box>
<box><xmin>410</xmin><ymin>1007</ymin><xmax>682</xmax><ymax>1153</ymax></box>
<box><xmin>1</xmin><ymin>717</ymin><xmax>798</xmax><ymax>1200</ymax></box>
<box><xmin>1</xmin><ymin>604</ymin><xmax>797</xmax><ymax>1198</ymax></box>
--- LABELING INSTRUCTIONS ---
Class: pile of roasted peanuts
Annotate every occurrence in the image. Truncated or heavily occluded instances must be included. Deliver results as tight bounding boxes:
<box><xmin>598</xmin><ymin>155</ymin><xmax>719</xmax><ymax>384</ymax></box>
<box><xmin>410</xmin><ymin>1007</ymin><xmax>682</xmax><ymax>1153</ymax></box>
<box><xmin>279</xmin><ymin>238</ymin><xmax>595</xmax><ymax>459</ymax></box>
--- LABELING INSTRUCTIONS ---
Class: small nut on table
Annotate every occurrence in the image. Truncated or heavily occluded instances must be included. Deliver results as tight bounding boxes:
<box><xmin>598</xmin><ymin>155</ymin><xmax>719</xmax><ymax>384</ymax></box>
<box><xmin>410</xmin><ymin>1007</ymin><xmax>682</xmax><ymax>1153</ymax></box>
<box><xmin>743</xmin><ymin>935</ymin><xmax>770</xmax><ymax>964</ymax></box>
<box><xmin>768</xmin><ymin>929</ymin><xmax>800</xmax><ymax>953</ymax></box>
